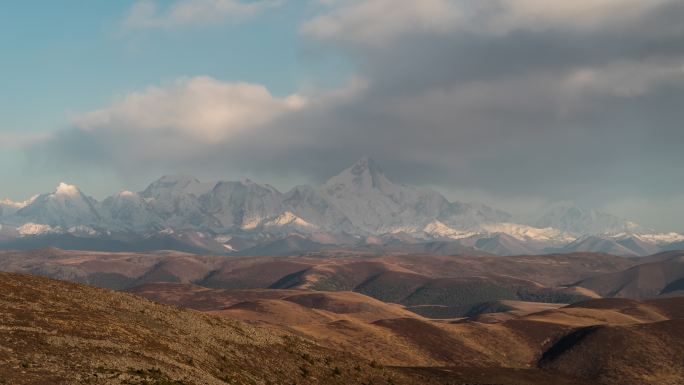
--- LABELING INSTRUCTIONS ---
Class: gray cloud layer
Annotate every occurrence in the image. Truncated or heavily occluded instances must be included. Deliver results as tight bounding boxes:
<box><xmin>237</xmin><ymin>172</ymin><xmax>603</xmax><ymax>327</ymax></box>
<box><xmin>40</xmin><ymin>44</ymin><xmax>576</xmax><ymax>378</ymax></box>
<box><xmin>28</xmin><ymin>0</ymin><xmax>684</xmax><ymax>231</ymax></box>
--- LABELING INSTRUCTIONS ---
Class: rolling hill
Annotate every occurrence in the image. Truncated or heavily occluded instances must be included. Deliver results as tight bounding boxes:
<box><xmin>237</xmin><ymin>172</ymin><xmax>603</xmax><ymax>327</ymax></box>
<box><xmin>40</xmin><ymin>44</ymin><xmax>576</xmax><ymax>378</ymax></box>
<box><xmin>0</xmin><ymin>249</ymin><xmax>637</xmax><ymax>311</ymax></box>
<box><xmin>129</xmin><ymin>279</ymin><xmax>684</xmax><ymax>385</ymax></box>
<box><xmin>1</xmin><ymin>251</ymin><xmax>683</xmax><ymax>384</ymax></box>
<box><xmin>0</xmin><ymin>272</ymin><xmax>433</xmax><ymax>385</ymax></box>
<box><xmin>574</xmin><ymin>251</ymin><xmax>684</xmax><ymax>298</ymax></box>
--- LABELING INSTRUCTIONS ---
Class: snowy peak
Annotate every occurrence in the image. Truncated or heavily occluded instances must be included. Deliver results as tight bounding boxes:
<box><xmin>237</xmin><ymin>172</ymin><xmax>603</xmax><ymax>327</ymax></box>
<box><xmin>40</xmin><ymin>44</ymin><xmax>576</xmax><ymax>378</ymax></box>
<box><xmin>321</xmin><ymin>157</ymin><xmax>516</xmax><ymax>234</ymax></box>
<box><xmin>281</xmin><ymin>185</ymin><xmax>356</xmax><ymax>233</ymax></box>
<box><xmin>422</xmin><ymin>220</ymin><xmax>474</xmax><ymax>239</ymax></box>
<box><xmin>153</xmin><ymin>175</ymin><xmax>200</xmax><ymax>188</ymax></box>
<box><xmin>531</xmin><ymin>201</ymin><xmax>645</xmax><ymax>235</ymax></box>
<box><xmin>440</xmin><ymin>202</ymin><xmax>512</xmax><ymax>230</ymax></box>
<box><xmin>632</xmin><ymin>232</ymin><xmax>684</xmax><ymax>245</ymax></box>
<box><xmin>117</xmin><ymin>190</ymin><xmax>137</xmax><ymax>199</ymax></box>
<box><xmin>204</xmin><ymin>180</ymin><xmax>282</xmax><ymax>230</ymax></box>
<box><xmin>100</xmin><ymin>190</ymin><xmax>161</xmax><ymax>231</ymax></box>
<box><xmin>348</xmin><ymin>157</ymin><xmax>385</xmax><ymax>179</ymax></box>
<box><xmin>17</xmin><ymin>223</ymin><xmax>59</xmax><ymax>236</ymax></box>
<box><xmin>0</xmin><ymin>196</ymin><xmax>38</xmax><ymax>217</ymax></box>
<box><xmin>3</xmin><ymin>158</ymin><xmax>683</xmax><ymax>258</ymax></box>
<box><xmin>480</xmin><ymin>223</ymin><xmax>574</xmax><ymax>244</ymax></box>
<box><xmin>42</xmin><ymin>182</ymin><xmax>88</xmax><ymax>204</ymax></box>
<box><xmin>325</xmin><ymin>157</ymin><xmax>394</xmax><ymax>195</ymax></box>
<box><xmin>264</xmin><ymin>211</ymin><xmax>316</xmax><ymax>231</ymax></box>
<box><xmin>142</xmin><ymin>174</ymin><xmax>213</xmax><ymax>198</ymax></box>
<box><xmin>54</xmin><ymin>182</ymin><xmax>80</xmax><ymax>197</ymax></box>
<box><xmin>13</xmin><ymin>183</ymin><xmax>101</xmax><ymax>228</ymax></box>
<box><xmin>103</xmin><ymin>190</ymin><xmax>146</xmax><ymax>207</ymax></box>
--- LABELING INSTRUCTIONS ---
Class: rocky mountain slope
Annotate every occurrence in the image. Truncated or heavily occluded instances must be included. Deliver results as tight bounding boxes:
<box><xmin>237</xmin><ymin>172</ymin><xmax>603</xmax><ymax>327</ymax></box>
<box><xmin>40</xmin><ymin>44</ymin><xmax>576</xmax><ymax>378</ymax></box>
<box><xmin>1</xmin><ymin>158</ymin><xmax>682</xmax><ymax>256</ymax></box>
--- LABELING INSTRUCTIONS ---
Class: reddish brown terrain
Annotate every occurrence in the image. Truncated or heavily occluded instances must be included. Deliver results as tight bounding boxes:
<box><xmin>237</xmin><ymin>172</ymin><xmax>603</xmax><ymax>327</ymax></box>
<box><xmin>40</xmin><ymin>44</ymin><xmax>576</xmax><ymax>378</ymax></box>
<box><xmin>574</xmin><ymin>251</ymin><xmax>684</xmax><ymax>299</ymax></box>
<box><xmin>1</xmin><ymin>249</ymin><xmax>684</xmax><ymax>384</ymax></box>
<box><xmin>0</xmin><ymin>272</ymin><xmax>442</xmax><ymax>385</ymax></box>
<box><xmin>129</xmin><ymin>282</ymin><xmax>684</xmax><ymax>384</ymax></box>
<box><xmin>0</xmin><ymin>248</ymin><xmax>635</xmax><ymax>300</ymax></box>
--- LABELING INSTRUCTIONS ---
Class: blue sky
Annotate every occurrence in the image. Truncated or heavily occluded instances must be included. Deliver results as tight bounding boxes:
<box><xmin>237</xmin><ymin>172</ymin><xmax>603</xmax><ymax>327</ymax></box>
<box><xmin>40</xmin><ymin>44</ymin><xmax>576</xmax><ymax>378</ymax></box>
<box><xmin>0</xmin><ymin>1</ymin><xmax>334</xmax><ymax>133</ymax></box>
<box><xmin>0</xmin><ymin>1</ymin><xmax>352</xmax><ymax>198</ymax></box>
<box><xmin>2</xmin><ymin>0</ymin><xmax>684</xmax><ymax>231</ymax></box>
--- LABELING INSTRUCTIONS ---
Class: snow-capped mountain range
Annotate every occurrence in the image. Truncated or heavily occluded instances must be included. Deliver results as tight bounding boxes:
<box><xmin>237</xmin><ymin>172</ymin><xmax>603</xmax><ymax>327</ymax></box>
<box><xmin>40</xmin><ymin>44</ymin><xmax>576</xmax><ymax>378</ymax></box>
<box><xmin>1</xmin><ymin>158</ymin><xmax>682</xmax><ymax>256</ymax></box>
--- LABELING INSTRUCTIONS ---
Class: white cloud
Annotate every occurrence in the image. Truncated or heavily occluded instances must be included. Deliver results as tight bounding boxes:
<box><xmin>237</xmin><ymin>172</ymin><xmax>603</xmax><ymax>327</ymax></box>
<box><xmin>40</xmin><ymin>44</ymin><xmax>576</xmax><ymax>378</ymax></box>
<box><xmin>124</xmin><ymin>0</ymin><xmax>282</xmax><ymax>30</ymax></box>
<box><xmin>74</xmin><ymin>76</ymin><xmax>308</xmax><ymax>142</ymax></box>
<box><xmin>301</xmin><ymin>0</ymin><xmax>462</xmax><ymax>44</ymax></box>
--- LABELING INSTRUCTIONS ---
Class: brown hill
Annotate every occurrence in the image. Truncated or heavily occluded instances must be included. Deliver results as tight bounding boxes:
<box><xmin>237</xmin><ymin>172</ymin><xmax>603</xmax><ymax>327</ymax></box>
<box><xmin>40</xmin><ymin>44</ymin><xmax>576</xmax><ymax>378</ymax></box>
<box><xmin>3</xmin><ymin>267</ymin><xmax>683</xmax><ymax>385</ymax></box>
<box><xmin>0</xmin><ymin>249</ymin><xmax>636</xmax><ymax>289</ymax></box>
<box><xmin>539</xmin><ymin>320</ymin><xmax>684</xmax><ymax>385</ymax></box>
<box><xmin>574</xmin><ymin>252</ymin><xmax>684</xmax><ymax>298</ymax></box>
<box><xmin>129</xmin><ymin>280</ymin><xmax>684</xmax><ymax>385</ymax></box>
<box><xmin>130</xmin><ymin>283</ymin><xmax>533</xmax><ymax>367</ymax></box>
<box><xmin>1</xmin><ymin>249</ymin><xmax>637</xmax><ymax>315</ymax></box>
<box><xmin>412</xmin><ymin>300</ymin><xmax>565</xmax><ymax>321</ymax></box>
<box><xmin>129</xmin><ymin>283</ymin><xmax>304</xmax><ymax>311</ymax></box>
<box><xmin>0</xmin><ymin>271</ymin><xmax>599</xmax><ymax>385</ymax></box>
<box><xmin>0</xmin><ymin>272</ymin><xmax>449</xmax><ymax>385</ymax></box>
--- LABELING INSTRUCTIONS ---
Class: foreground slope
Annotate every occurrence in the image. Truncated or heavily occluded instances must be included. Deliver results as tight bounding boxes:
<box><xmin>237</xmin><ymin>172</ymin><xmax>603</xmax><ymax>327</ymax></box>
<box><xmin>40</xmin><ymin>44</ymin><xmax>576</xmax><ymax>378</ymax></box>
<box><xmin>0</xmin><ymin>272</ymin><xmax>440</xmax><ymax>385</ymax></box>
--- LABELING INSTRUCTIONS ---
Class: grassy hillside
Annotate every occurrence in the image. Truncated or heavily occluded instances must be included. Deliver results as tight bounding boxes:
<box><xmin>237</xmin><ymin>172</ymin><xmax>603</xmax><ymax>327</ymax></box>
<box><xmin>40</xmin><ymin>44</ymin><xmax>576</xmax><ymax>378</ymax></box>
<box><xmin>0</xmin><ymin>272</ymin><xmax>435</xmax><ymax>385</ymax></box>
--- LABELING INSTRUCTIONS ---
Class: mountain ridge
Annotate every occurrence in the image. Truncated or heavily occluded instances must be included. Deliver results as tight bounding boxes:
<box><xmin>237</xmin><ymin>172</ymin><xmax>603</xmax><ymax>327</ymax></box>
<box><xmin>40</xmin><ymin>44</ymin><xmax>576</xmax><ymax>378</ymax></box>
<box><xmin>1</xmin><ymin>158</ymin><xmax>681</xmax><ymax>256</ymax></box>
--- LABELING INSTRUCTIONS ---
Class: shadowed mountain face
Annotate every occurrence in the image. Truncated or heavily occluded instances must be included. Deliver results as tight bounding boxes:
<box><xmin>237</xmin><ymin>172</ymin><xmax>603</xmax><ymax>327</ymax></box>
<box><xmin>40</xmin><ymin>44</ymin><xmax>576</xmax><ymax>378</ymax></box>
<box><xmin>573</xmin><ymin>252</ymin><xmax>684</xmax><ymax>299</ymax></box>
<box><xmin>2</xmin><ymin>158</ymin><xmax>682</xmax><ymax>257</ymax></box>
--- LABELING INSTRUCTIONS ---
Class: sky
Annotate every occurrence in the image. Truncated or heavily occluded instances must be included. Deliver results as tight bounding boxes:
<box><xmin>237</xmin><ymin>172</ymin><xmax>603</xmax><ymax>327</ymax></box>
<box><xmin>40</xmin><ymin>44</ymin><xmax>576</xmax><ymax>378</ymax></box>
<box><xmin>1</xmin><ymin>0</ymin><xmax>684</xmax><ymax>232</ymax></box>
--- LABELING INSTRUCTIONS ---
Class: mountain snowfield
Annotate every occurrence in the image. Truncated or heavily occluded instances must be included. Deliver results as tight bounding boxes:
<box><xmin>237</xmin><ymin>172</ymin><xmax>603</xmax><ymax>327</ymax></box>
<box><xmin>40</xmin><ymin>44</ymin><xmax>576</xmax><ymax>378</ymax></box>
<box><xmin>0</xmin><ymin>158</ymin><xmax>681</xmax><ymax>256</ymax></box>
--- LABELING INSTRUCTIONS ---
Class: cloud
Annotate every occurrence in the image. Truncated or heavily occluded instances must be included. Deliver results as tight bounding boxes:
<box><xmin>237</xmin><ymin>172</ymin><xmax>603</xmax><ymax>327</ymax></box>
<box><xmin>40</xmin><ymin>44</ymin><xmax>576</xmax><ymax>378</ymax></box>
<box><xmin>561</xmin><ymin>58</ymin><xmax>684</xmax><ymax>98</ymax></box>
<box><xmin>302</xmin><ymin>0</ymin><xmax>677</xmax><ymax>45</ymax></box>
<box><xmin>28</xmin><ymin>76</ymin><xmax>366</xmax><ymax>182</ymax></box>
<box><xmin>74</xmin><ymin>76</ymin><xmax>307</xmax><ymax>142</ymax></box>
<box><xmin>483</xmin><ymin>0</ymin><xmax>673</xmax><ymax>34</ymax></box>
<box><xmin>123</xmin><ymin>0</ymin><xmax>282</xmax><ymax>30</ymax></box>
<box><xmin>27</xmin><ymin>0</ymin><xmax>684</xmax><ymax>230</ymax></box>
<box><xmin>301</xmin><ymin>0</ymin><xmax>462</xmax><ymax>44</ymax></box>
<box><xmin>295</xmin><ymin>0</ymin><xmax>684</xmax><ymax>216</ymax></box>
